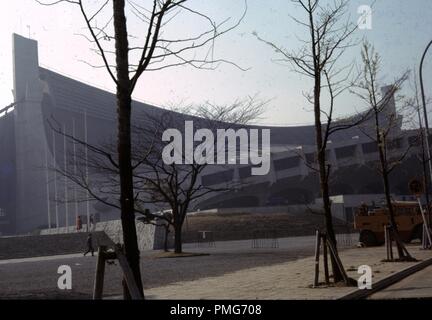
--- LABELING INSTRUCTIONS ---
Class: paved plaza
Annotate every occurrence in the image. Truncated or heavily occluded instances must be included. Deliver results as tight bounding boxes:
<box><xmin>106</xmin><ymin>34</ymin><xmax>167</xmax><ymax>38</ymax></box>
<box><xmin>1</xmin><ymin>234</ymin><xmax>431</xmax><ymax>299</ymax></box>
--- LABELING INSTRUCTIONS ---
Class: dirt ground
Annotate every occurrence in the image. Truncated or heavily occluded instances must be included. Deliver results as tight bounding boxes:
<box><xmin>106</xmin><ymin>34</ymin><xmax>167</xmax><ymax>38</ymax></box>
<box><xmin>182</xmin><ymin>211</ymin><xmax>352</xmax><ymax>243</ymax></box>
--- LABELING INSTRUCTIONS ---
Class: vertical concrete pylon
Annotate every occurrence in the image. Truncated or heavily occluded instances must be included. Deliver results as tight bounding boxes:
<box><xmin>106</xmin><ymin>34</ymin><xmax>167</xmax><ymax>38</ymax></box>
<box><xmin>13</xmin><ymin>33</ymin><xmax>52</xmax><ymax>233</ymax></box>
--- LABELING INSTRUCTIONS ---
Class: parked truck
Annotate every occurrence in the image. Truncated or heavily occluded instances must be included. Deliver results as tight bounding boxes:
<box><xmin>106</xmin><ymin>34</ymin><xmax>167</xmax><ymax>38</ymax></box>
<box><xmin>354</xmin><ymin>201</ymin><xmax>425</xmax><ymax>246</ymax></box>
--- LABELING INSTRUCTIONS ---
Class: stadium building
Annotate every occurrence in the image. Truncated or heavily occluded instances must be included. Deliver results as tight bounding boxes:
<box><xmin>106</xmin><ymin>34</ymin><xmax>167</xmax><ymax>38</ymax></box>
<box><xmin>0</xmin><ymin>34</ymin><xmax>426</xmax><ymax>235</ymax></box>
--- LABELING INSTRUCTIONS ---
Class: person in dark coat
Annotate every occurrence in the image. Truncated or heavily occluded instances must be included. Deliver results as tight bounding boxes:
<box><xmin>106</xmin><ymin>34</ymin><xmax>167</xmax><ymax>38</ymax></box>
<box><xmin>83</xmin><ymin>233</ymin><xmax>94</xmax><ymax>257</ymax></box>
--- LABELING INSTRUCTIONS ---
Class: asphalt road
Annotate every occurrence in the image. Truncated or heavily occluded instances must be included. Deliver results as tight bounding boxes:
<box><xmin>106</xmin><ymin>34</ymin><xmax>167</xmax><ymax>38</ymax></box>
<box><xmin>369</xmin><ymin>265</ymin><xmax>432</xmax><ymax>299</ymax></box>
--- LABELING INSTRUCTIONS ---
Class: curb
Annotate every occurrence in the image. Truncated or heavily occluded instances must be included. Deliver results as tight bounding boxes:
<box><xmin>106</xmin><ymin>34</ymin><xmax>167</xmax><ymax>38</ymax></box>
<box><xmin>338</xmin><ymin>256</ymin><xmax>432</xmax><ymax>300</ymax></box>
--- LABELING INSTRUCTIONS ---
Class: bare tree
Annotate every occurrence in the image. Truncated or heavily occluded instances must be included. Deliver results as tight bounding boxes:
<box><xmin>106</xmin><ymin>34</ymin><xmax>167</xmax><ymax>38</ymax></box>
<box><xmin>351</xmin><ymin>41</ymin><xmax>415</xmax><ymax>261</ymax></box>
<box><xmin>38</xmin><ymin>0</ymin><xmax>246</xmax><ymax>298</ymax></box>
<box><xmin>254</xmin><ymin>0</ymin><xmax>360</xmax><ymax>284</ymax></box>
<box><xmin>134</xmin><ymin>99</ymin><xmax>266</xmax><ymax>253</ymax></box>
<box><xmin>50</xmin><ymin>97</ymin><xmax>265</xmax><ymax>254</ymax></box>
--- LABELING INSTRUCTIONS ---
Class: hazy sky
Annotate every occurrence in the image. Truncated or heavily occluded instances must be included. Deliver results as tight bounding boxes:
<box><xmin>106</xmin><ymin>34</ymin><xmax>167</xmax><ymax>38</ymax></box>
<box><xmin>1</xmin><ymin>0</ymin><xmax>431</xmax><ymax>126</ymax></box>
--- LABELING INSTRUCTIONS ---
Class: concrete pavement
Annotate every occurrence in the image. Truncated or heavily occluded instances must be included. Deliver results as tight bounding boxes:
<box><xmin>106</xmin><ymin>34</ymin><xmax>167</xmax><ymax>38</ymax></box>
<box><xmin>146</xmin><ymin>245</ymin><xmax>432</xmax><ymax>300</ymax></box>
<box><xmin>370</xmin><ymin>264</ymin><xmax>432</xmax><ymax>299</ymax></box>
<box><xmin>2</xmin><ymin>233</ymin><xmax>430</xmax><ymax>300</ymax></box>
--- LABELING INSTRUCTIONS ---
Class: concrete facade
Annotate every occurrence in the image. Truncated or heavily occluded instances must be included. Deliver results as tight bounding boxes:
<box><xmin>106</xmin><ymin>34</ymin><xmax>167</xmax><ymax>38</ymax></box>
<box><xmin>0</xmin><ymin>33</ymin><xmax>427</xmax><ymax>235</ymax></box>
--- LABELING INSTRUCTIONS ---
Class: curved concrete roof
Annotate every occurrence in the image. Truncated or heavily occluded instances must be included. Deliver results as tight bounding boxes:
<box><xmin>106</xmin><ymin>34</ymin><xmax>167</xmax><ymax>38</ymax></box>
<box><xmin>38</xmin><ymin>67</ymin><xmax>387</xmax><ymax>148</ymax></box>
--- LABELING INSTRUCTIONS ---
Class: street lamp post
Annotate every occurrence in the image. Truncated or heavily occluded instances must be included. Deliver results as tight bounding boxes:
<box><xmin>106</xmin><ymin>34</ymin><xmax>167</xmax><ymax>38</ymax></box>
<box><xmin>420</xmin><ymin>39</ymin><xmax>432</xmax><ymax>224</ymax></box>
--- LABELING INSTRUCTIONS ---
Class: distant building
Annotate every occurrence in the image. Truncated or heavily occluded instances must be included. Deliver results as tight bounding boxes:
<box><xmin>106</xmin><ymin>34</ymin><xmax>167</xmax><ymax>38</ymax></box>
<box><xmin>0</xmin><ymin>34</ymin><xmax>426</xmax><ymax>235</ymax></box>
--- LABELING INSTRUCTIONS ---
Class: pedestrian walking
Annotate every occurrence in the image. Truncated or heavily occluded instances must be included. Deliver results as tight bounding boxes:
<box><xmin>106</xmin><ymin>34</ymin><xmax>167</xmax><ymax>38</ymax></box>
<box><xmin>76</xmin><ymin>215</ymin><xmax>82</xmax><ymax>231</ymax></box>
<box><xmin>83</xmin><ymin>233</ymin><xmax>94</xmax><ymax>257</ymax></box>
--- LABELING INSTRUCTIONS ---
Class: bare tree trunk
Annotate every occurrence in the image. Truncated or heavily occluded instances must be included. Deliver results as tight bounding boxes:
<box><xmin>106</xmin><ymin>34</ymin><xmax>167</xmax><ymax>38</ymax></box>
<box><xmin>377</xmin><ymin>140</ymin><xmax>405</xmax><ymax>258</ymax></box>
<box><xmin>314</xmin><ymin>82</ymin><xmax>343</xmax><ymax>283</ymax></box>
<box><xmin>174</xmin><ymin>222</ymin><xmax>183</xmax><ymax>254</ymax></box>
<box><xmin>173</xmin><ymin>204</ymin><xmax>189</xmax><ymax>254</ymax></box>
<box><xmin>164</xmin><ymin>225</ymin><xmax>170</xmax><ymax>252</ymax></box>
<box><xmin>320</xmin><ymin>166</ymin><xmax>343</xmax><ymax>281</ymax></box>
<box><xmin>374</xmin><ymin>109</ymin><xmax>407</xmax><ymax>259</ymax></box>
<box><xmin>113</xmin><ymin>0</ymin><xmax>144</xmax><ymax>299</ymax></box>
